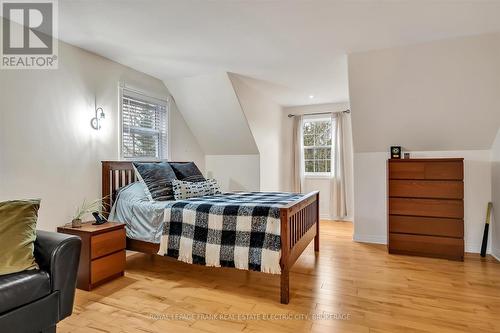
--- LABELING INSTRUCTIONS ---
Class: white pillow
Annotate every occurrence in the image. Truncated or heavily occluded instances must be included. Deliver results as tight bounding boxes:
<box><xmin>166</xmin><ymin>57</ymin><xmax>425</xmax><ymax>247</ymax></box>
<box><xmin>117</xmin><ymin>181</ymin><xmax>149</xmax><ymax>203</ymax></box>
<box><xmin>172</xmin><ymin>179</ymin><xmax>221</xmax><ymax>200</ymax></box>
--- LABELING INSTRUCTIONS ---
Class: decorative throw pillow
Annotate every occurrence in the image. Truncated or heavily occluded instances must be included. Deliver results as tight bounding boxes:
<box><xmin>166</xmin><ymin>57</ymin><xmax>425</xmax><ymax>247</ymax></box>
<box><xmin>0</xmin><ymin>199</ymin><xmax>40</xmax><ymax>276</ymax></box>
<box><xmin>172</xmin><ymin>179</ymin><xmax>221</xmax><ymax>200</ymax></box>
<box><xmin>133</xmin><ymin>162</ymin><xmax>178</xmax><ymax>201</ymax></box>
<box><xmin>169</xmin><ymin>162</ymin><xmax>205</xmax><ymax>182</ymax></box>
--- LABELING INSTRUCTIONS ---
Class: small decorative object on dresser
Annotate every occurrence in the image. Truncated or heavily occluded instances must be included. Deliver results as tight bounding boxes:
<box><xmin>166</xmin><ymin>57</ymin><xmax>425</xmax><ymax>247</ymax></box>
<box><xmin>71</xmin><ymin>218</ymin><xmax>82</xmax><ymax>228</ymax></box>
<box><xmin>390</xmin><ymin>146</ymin><xmax>402</xmax><ymax>159</ymax></box>
<box><xmin>72</xmin><ymin>197</ymin><xmax>107</xmax><ymax>228</ymax></box>
<box><xmin>57</xmin><ymin>221</ymin><xmax>126</xmax><ymax>290</ymax></box>
<box><xmin>387</xmin><ymin>158</ymin><xmax>464</xmax><ymax>261</ymax></box>
<box><xmin>404</xmin><ymin>152</ymin><xmax>410</xmax><ymax>159</ymax></box>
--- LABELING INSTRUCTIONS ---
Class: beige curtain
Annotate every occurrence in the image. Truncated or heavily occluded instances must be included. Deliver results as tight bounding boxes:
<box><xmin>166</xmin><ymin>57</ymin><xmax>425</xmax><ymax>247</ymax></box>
<box><xmin>330</xmin><ymin>112</ymin><xmax>348</xmax><ymax>219</ymax></box>
<box><xmin>292</xmin><ymin>115</ymin><xmax>304</xmax><ymax>193</ymax></box>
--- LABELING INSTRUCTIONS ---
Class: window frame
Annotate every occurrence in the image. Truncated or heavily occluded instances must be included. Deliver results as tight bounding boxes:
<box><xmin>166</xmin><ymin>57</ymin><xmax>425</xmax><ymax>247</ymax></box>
<box><xmin>302</xmin><ymin>116</ymin><xmax>334</xmax><ymax>177</ymax></box>
<box><xmin>119</xmin><ymin>87</ymin><xmax>170</xmax><ymax>161</ymax></box>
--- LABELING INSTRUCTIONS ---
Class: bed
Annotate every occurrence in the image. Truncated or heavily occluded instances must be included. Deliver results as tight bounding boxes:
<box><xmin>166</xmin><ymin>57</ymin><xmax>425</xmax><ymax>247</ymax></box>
<box><xmin>102</xmin><ymin>161</ymin><xmax>319</xmax><ymax>304</ymax></box>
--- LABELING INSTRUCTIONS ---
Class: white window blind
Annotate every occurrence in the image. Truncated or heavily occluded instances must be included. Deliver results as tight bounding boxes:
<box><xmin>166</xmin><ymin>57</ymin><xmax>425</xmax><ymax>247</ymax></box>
<box><xmin>121</xmin><ymin>89</ymin><xmax>169</xmax><ymax>159</ymax></box>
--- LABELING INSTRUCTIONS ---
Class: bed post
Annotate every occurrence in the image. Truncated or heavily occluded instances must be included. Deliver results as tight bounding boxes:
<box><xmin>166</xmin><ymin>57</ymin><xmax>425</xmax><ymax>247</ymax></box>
<box><xmin>314</xmin><ymin>192</ymin><xmax>320</xmax><ymax>252</ymax></box>
<box><xmin>102</xmin><ymin>162</ymin><xmax>111</xmax><ymax>218</ymax></box>
<box><xmin>280</xmin><ymin>208</ymin><xmax>290</xmax><ymax>304</ymax></box>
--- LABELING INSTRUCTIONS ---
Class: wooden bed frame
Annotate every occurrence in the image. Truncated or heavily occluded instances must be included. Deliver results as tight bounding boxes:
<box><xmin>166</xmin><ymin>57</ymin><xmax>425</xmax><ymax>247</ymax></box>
<box><xmin>102</xmin><ymin>161</ymin><xmax>319</xmax><ymax>304</ymax></box>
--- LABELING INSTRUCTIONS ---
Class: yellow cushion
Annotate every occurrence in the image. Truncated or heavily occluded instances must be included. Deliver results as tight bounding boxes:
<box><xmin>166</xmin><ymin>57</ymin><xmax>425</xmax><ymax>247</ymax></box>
<box><xmin>0</xmin><ymin>200</ymin><xmax>40</xmax><ymax>275</ymax></box>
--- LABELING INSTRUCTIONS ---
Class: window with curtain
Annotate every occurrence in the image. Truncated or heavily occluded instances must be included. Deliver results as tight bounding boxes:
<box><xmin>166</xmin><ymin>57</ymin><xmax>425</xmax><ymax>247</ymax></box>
<box><xmin>303</xmin><ymin>117</ymin><xmax>334</xmax><ymax>176</ymax></box>
<box><xmin>120</xmin><ymin>89</ymin><xmax>169</xmax><ymax>159</ymax></box>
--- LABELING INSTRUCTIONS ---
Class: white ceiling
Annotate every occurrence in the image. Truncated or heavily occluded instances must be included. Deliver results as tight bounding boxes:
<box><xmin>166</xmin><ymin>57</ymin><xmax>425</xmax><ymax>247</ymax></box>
<box><xmin>58</xmin><ymin>1</ymin><xmax>500</xmax><ymax>106</ymax></box>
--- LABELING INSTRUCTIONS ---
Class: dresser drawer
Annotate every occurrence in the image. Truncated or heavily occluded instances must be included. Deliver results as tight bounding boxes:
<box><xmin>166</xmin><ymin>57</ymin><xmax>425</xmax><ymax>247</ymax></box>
<box><xmin>91</xmin><ymin>229</ymin><xmax>126</xmax><ymax>259</ymax></box>
<box><xmin>389</xmin><ymin>233</ymin><xmax>463</xmax><ymax>260</ymax></box>
<box><xmin>424</xmin><ymin>162</ymin><xmax>463</xmax><ymax>180</ymax></box>
<box><xmin>389</xmin><ymin>162</ymin><xmax>425</xmax><ymax>179</ymax></box>
<box><xmin>389</xmin><ymin>215</ymin><xmax>463</xmax><ymax>238</ymax></box>
<box><xmin>389</xmin><ymin>161</ymin><xmax>463</xmax><ymax>180</ymax></box>
<box><xmin>389</xmin><ymin>198</ymin><xmax>463</xmax><ymax>219</ymax></box>
<box><xmin>389</xmin><ymin>180</ymin><xmax>463</xmax><ymax>199</ymax></box>
<box><xmin>91</xmin><ymin>250</ymin><xmax>125</xmax><ymax>284</ymax></box>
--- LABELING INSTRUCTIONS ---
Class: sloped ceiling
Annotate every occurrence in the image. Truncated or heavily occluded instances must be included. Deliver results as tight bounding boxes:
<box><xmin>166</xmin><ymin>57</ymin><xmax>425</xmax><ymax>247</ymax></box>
<box><xmin>229</xmin><ymin>73</ymin><xmax>285</xmax><ymax>191</ymax></box>
<box><xmin>165</xmin><ymin>73</ymin><xmax>258</xmax><ymax>155</ymax></box>
<box><xmin>349</xmin><ymin>33</ymin><xmax>500</xmax><ymax>153</ymax></box>
<box><xmin>57</xmin><ymin>1</ymin><xmax>500</xmax><ymax>107</ymax></box>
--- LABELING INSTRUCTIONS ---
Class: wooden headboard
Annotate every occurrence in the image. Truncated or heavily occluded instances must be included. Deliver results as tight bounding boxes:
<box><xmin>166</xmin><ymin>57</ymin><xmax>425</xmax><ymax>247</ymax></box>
<box><xmin>102</xmin><ymin>161</ymin><xmax>136</xmax><ymax>216</ymax></box>
<box><xmin>101</xmin><ymin>160</ymin><xmax>187</xmax><ymax>216</ymax></box>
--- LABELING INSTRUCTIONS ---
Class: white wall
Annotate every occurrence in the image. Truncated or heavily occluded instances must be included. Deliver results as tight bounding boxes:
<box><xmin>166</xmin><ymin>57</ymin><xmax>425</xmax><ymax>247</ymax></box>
<box><xmin>282</xmin><ymin>103</ymin><xmax>354</xmax><ymax>220</ymax></box>
<box><xmin>229</xmin><ymin>73</ymin><xmax>286</xmax><ymax>191</ymax></box>
<box><xmin>349</xmin><ymin>33</ymin><xmax>500</xmax><ymax>253</ymax></box>
<box><xmin>205</xmin><ymin>155</ymin><xmax>260</xmax><ymax>192</ymax></box>
<box><xmin>349</xmin><ymin>33</ymin><xmax>500</xmax><ymax>153</ymax></box>
<box><xmin>170</xmin><ymin>101</ymin><xmax>206</xmax><ymax>171</ymax></box>
<box><xmin>0</xmin><ymin>39</ymin><xmax>204</xmax><ymax>231</ymax></box>
<box><xmin>491</xmin><ymin>129</ymin><xmax>500</xmax><ymax>260</ymax></box>
<box><xmin>353</xmin><ymin>150</ymin><xmax>493</xmax><ymax>253</ymax></box>
<box><xmin>352</xmin><ymin>152</ymin><xmax>388</xmax><ymax>243</ymax></box>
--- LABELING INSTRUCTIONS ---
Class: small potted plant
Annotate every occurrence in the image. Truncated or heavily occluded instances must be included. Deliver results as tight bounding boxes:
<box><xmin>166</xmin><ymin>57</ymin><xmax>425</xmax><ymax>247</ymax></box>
<box><xmin>72</xmin><ymin>198</ymin><xmax>106</xmax><ymax>228</ymax></box>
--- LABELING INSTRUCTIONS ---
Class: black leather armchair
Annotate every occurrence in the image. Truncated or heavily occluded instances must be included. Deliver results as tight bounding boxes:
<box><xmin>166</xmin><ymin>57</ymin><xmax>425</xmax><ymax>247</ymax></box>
<box><xmin>0</xmin><ymin>231</ymin><xmax>81</xmax><ymax>333</ymax></box>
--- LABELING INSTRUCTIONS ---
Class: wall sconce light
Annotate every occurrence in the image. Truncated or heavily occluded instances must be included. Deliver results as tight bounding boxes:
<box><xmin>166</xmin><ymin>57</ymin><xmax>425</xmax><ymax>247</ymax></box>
<box><xmin>90</xmin><ymin>107</ymin><xmax>105</xmax><ymax>130</ymax></box>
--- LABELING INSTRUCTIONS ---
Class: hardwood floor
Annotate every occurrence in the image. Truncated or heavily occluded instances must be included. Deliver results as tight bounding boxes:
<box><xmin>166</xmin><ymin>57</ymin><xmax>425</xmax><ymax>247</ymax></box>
<box><xmin>59</xmin><ymin>221</ymin><xmax>500</xmax><ymax>333</ymax></box>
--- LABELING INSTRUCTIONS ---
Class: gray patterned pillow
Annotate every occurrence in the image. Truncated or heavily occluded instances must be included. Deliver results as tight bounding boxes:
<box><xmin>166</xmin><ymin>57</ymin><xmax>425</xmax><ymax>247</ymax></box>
<box><xmin>172</xmin><ymin>179</ymin><xmax>221</xmax><ymax>200</ymax></box>
<box><xmin>133</xmin><ymin>162</ymin><xmax>178</xmax><ymax>201</ymax></box>
<box><xmin>169</xmin><ymin>162</ymin><xmax>205</xmax><ymax>182</ymax></box>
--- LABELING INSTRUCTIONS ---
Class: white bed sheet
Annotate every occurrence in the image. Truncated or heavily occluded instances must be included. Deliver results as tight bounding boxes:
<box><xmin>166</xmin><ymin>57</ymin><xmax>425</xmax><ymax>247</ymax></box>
<box><xmin>109</xmin><ymin>182</ymin><xmax>172</xmax><ymax>243</ymax></box>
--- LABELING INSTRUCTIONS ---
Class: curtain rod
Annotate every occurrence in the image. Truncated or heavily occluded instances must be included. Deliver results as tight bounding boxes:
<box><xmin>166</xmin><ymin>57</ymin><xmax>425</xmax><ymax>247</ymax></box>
<box><xmin>287</xmin><ymin>109</ymin><xmax>350</xmax><ymax>118</ymax></box>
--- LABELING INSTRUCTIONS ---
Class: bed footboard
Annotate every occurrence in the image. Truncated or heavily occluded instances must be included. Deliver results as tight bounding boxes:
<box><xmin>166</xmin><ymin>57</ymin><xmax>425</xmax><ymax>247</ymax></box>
<box><xmin>280</xmin><ymin>191</ymin><xmax>319</xmax><ymax>304</ymax></box>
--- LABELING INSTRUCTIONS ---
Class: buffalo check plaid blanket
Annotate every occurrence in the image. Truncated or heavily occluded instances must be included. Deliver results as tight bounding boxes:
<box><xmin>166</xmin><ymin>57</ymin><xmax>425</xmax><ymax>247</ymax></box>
<box><xmin>158</xmin><ymin>192</ymin><xmax>303</xmax><ymax>274</ymax></box>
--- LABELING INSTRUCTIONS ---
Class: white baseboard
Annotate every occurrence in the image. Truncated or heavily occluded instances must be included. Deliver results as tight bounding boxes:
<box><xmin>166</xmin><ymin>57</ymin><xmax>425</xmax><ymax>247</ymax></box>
<box><xmin>352</xmin><ymin>235</ymin><xmax>500</xmax><ymax>260</ymax></box>
<box><xmin>353</xmin><ymin>234</ymin><xmax>387</xmax><ymax>244</ymax></box>
<box><xmin>465</xmin><ymin>242</ymin><xmax>492</xmax><ymax>255</ymax></box>
<box><xmin>352</xmin><ymin>235</ymin><xmax>500</xmax><ymax>261</ymax></box>
<box><xmin>320</xmin><ymin>214</ymin><xmax>353</xmax><ymax>222</ymax></box>
<box><xmin>491</xmin><ymin>249</ymin><xmax>500</xmax><ymax>262</ymax></box>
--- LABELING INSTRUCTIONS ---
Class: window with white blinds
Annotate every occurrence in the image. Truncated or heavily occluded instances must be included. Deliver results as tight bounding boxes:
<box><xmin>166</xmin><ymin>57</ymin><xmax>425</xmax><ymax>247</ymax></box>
<box><xmin>120</xmin><ymin>89</ymin><xmax>169</xmax><ymax>159</ymax></box>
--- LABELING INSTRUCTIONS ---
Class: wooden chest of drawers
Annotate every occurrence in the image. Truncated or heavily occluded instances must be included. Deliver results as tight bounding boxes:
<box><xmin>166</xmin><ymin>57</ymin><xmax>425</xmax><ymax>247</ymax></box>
<box><xmin>387</xmin><ymin>158</ymin><xmax>464</xmax><ymax>261</ymax></box>
<box><xmin>57</xmin><ymin>222</ymin><xmax>126</xmax><ymax>290</ymax></box>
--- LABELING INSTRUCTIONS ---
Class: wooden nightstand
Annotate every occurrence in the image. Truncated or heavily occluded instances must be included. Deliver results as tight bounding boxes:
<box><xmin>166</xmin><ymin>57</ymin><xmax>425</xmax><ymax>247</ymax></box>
<box><xmin>57</xmin><ymin>221</ymin><xmax>126</xmax><ymax>290</ymax></box>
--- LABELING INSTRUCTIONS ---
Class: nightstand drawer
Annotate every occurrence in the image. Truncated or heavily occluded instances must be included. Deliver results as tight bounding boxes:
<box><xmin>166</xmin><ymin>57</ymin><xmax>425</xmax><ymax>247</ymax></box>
<box><xmin>91</xmin><ymin>250</ymin><xmax>125</xmax><ymax>284</ymax></box>
<box><xmin>91</xmin><ymin>229</ymin><xmax>126</xmax><ymax>259</ymax></box>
